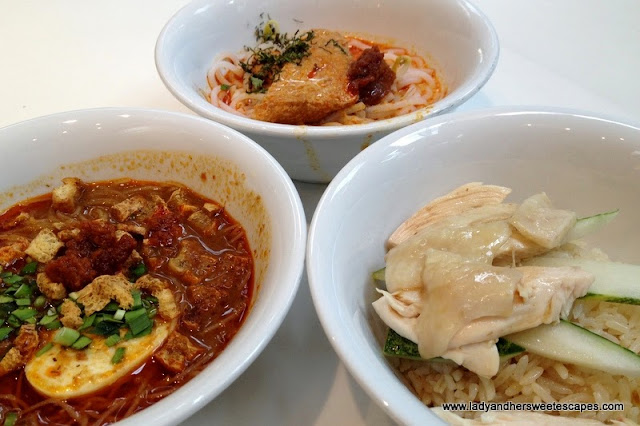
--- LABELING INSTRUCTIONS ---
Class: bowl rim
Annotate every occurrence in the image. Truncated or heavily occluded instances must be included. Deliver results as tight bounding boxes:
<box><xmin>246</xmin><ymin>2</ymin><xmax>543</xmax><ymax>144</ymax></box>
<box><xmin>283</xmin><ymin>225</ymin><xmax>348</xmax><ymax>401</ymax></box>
<box><xmin>306</xmin><ymin>105</ymin><xmax>640</xmax><ymax>425</ymax></box>
<box><xmin>0</xmin><ymin>107</ymin><xmax>308</xmax><ymax>426</ymax></box>
<box><xmin>154</xmin><ymin>0</ymin><xmax>500</xmax><ymax>138</ymax></box>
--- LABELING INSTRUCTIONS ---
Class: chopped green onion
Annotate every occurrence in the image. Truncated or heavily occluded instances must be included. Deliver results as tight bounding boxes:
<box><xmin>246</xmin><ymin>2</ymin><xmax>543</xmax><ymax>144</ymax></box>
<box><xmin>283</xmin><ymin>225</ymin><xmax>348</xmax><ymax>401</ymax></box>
<box><xmin>143</xmin><ymin>295</ymin><xmax>159</xmax><ymax>304</ymax></box>
<box><xmin>33</xmin><ymin>295</ymin><xmax>46</xmax><ymax>309</ymax></box>
<box><xmin>15</xmin><ymin>298</ymin><xmax>31</xmax><ymax>306</ymax></box>
<box><xmin>68</xmin><ymin>292</ymin><xmax>79</xmax><ymax>301</ymax></box>
<box><xmin>46</xmin><ymin>307</ymin><xmax>56</xmax><ymax>316</ymax></box>
<box><xmin>24</xmin><ymin>317</ymin><xmax>36</xmax><ymax>324</ymax></box>
<box><xmin>44</xmin><ymin>320</ymin><xmax>62</xmax><ymax>331</ymax></box>
<box><xmin>13</xmin><ymin>284</ymin><xmax>31</xmax><ymax>299</ymax></box>
<box><xmin>36</xmin><ymin>342</ymin><xmax>54</xmax><ymax>357</ymax></box>
<box><xmin>78</xmin><ymin>313</ymin><xmax>96</xmax><ymax>331</ymax></box>
<box><xmin>71</xmin><ymin>335</ymin><xmax>92</xmax><ymax>350</ymax></box>
<box><xmin>105</xmin><ymin>334</ymin><xmax>121</xmax><ymax>347</ymax></box>
<box><xmin>130</xmin><ymin>263</ymin><xmax>146</xmax><ymax>279</ymax></box>
<box><xmin>20</xmin><ymin>262</ymin><xmax>38</xmax><ymax>275</ymax></box>
<box><xmin>0</xmin><ymin>272</ymin><xmax>10</xmax><ymax>279</ymax></box>
<box><xmin>392</xmin><ymin>55</ymin><xmax>411</xmax><ymax>72</ymax></box>
<box><xmin>53</xmin><ymin>327</ymin><xmax>80</xmax><ymax>346</ymax></box>
<box><xmin>4</xmin><ymin>411</ymin><xmax>18</xmax><ymax>426</ymax></box>
<box><xmin>124</xmin><ymin>308</ymin><xmax>146</xmax><ymax>322</ymax></box>
<box><xmin>0</xmin><ymin>327</ymin><xmax>12</xmax><ymax>341</ymax></box>
<box><xmin>0</xmin><ymin>306</ymin><xmax>12</xmax><ymax>319</ymax></box>
<box><xmin>91</xmin><ymin>320</ymin><xmax>120</xmax><ymax>336</ymax></box>
<box><xmin>12</xmin><ymin>308</ymin><xmax>36</xmax><ymax>321</ymax></box>
<box><xmin>111</xmin><ymin>347</ymin><xmax>125</xmax><ymax>364</ymax></box>
<box><xmin>0</xmin><ymin>296</ymin><xmax>14</xmax><ymax>304</ymax></box>
<box><xmin>127</xmin><ymin>313</ymin><xmax>152</xmax><ymax>336</ymax></box>
<box><xmin>250</xmin><ymin>76</ymin><xmax>264</xmax><ymax>91</ymax></box>
<box><xmin>147</xmin><ymin>307</ymin><xmax>157</xmax><ymax>319</ymax></box>
<box><xmin>123</xmin><ymin>330</ymin><xmax>133</xmax><ymax>341</ymax></box>
<box><xmin>113</xmin><ymin>309</ymin><xmax>126</xmax><ymax>321</ymax></box>
<box><xmin>3</xmin><ymin>275</ymin><xmax>23</xmax><ymax>285</ymax></box>
<box><xmin>131</xmin><ymin>290</ymin><xmax>142</xmax><ymax>310</ymax></box>
<box><xmin>39</xmin><ymin>314</ymin><xmax>58</xmax><ymax>326</ymax></box>
<box><xmin>6</xmin><ymin>315</ymin><xmax>20</xmax><ymax>328</ymax></box>
<box><xmin>220</xmin><ymin>84</ymin><xmax>230</xmax><ymax>91</ymax></box>
<box><xmin>133</xmin><ymin>325</ymin><xmax>153</xmax><ymax>338</ymax></box>
<box><xmin>103</xmin><ymin>301</ymin><xmax>120</xmax><ymax>312</ymax></box>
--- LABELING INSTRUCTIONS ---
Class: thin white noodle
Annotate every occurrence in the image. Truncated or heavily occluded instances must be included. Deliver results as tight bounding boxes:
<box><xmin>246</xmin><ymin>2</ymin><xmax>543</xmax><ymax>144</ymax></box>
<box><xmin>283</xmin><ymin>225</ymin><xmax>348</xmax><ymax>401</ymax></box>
<box><xmin>204</xmin><ymin>34</ymin><xmax>446</xmax><ymax>124</ymax></box>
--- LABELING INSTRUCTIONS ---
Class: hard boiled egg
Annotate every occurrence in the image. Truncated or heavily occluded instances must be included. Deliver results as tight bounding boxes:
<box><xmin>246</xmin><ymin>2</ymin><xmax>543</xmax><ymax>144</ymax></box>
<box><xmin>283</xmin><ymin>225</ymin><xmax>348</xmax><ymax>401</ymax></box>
<box><xmin>25</xmin><ymin>319</ymin><xmax>175</xmax><ymax>399</ymax></box>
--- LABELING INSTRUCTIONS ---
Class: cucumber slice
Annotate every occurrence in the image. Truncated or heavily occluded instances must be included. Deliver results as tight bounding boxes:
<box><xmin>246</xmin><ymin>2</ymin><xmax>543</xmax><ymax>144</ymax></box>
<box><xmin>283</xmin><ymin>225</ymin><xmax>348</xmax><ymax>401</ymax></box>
<box><xmin>506</xmin><ymin>320</ymin><xmax>640</xmax><ymax>377</ymax></box>
<box><xmin>524</xmin><ymin>257</ymin><xmax>640</xmax><ymax>304</ymax></box>
<box><xmin>372</xmin><ymin>267</ymin><xmax>386</xmax><ymax>282</ymax></box>
<box><xmin>496</xmin><ymin>338</ymin><xmax>527</xmax><ymax>360</ymax></box>
<box><xmin>565</xmin><ymin>210</ymin><xmax>619</xmax><ymax>242</ymax></box>
<box><xmin>382</xmin><ymin>328</ymin><xmax>524</xmax><ymax>361</ymax></box>
<box><xmin>383</xmin><ymin>328</ymin><xmax>421</xmax><ymax>360</ymax></box>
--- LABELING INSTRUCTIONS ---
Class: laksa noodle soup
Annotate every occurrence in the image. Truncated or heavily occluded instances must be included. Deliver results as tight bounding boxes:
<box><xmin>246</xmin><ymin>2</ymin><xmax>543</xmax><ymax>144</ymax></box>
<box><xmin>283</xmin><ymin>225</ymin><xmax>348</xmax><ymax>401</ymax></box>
<box><xmin>372</xmin><ymin>183</ymin><xmax>640</xmax><ymax>424</ymax></box>
<box><xmin>0</xmin><ymin>178</ymin><xmax>254</xmax><ymax>425</ymax></box>
<box><xmin>205</xmin><ymin>16</ymin><xmax>446</xmax><ymax>125</ymax></box>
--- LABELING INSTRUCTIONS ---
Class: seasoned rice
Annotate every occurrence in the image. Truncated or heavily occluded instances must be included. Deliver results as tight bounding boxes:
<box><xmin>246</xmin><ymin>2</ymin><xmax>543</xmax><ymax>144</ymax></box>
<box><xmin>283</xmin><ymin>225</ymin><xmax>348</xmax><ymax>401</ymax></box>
<box><xmin>392</xmin><ymin>300</ymin><xmax>640</xmax><ymax>423</ymax></box>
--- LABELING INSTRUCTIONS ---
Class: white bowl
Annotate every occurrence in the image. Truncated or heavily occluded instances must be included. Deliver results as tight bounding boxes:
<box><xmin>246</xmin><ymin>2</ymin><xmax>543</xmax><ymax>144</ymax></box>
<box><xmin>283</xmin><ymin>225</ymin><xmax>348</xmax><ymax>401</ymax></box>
<box><xmin>307</xmin><ymin>107</ymin><xmax>640</xmax><ymax>425</ymax></box>
<box><xmin>0</xmin><ymin>108</ymin><xmax>306</xmax><ymax>426</ymax></box>
<box><xmin>155</xmin><ymin>0</ymin><xmax>499</xmax><ymax>183</ymax></box>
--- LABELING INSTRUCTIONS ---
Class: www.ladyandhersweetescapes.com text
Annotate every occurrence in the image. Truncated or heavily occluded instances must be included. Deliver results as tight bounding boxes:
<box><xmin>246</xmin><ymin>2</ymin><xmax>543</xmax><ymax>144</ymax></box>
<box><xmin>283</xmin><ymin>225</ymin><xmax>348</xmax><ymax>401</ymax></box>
<box><xmin>442</xmin><ymin>401</ymin><xmax>625</xmax><ymax>413</ymax></box>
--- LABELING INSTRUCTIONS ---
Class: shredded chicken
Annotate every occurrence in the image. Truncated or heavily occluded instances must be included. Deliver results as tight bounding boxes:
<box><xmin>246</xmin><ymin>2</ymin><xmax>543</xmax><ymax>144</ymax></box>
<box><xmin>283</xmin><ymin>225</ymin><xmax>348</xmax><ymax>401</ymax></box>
<box><xmin>387</xmin><ymin>183</ymin><xmax>512</xmax><ymax>248</ymax></box>
<box><xmin>510</xmin><ymin>192</ymin><xmax>577</xmax><ymax>249</ymax></box>
<box><xmin>375</xmin><ymin>184</ymin><xmax>597</xmax><ymax>377</ymax></box>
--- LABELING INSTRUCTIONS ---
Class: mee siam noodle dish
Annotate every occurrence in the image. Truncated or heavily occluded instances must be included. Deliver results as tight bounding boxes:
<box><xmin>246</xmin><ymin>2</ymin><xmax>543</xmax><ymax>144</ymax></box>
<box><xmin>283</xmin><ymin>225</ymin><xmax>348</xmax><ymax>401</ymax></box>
<box><xmin>205</xmin><ymin>16</ymin><xmax>446</xmax><ymax>125</ymax></box>
<box><xmin>0</xmin><ymin>178</ymin><xmax>253</xmax><ymax>424</ymax></box>
<box><xmin>372</xmin><ymin>182</ymin><xmax>640</xmax><ymax>424</ymax></box>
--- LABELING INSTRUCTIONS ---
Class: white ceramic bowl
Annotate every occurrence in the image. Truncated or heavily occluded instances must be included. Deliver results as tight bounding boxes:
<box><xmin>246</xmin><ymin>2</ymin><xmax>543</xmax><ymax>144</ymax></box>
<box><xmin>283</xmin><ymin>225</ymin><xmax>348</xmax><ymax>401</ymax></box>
<box><xmin>155</xmin><ymin>0</ymin><xmax>499</xmax><ymax>183</ymax></box>
<box><xmin>0</xmin><ymin>108</ymin><xmax>306</xmax><ymax>426</ymax></box>
<box><xmin>307</xmin><ymin>107</ymin><xmax>640</xmax><ymax>425</ymax></box>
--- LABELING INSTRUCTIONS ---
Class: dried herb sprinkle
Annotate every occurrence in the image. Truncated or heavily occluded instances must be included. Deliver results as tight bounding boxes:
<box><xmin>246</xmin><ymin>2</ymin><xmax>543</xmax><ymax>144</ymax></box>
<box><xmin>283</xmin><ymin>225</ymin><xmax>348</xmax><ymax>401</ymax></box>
<box><xmin>240</xmin><ymin>14</ymin><xmax>315</xmax><ymax>93</ymax></box>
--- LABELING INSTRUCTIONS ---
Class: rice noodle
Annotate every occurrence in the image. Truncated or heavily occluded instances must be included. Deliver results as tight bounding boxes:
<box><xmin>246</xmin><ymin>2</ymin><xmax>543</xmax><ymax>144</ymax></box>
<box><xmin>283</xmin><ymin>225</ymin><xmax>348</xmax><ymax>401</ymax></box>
<box><xmin>205</xmin><ymin>35</ymin><xmax>446</xmax><ymax>124</ymax></box>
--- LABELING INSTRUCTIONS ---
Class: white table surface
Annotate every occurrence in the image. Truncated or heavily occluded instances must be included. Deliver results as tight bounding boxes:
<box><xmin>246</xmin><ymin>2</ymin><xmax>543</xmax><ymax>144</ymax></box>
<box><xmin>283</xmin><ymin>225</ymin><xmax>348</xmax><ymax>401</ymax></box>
<box><xmin>1</xmin><ymin>1</ymin><xmax>639</xmax><ymax>424</ymax></box>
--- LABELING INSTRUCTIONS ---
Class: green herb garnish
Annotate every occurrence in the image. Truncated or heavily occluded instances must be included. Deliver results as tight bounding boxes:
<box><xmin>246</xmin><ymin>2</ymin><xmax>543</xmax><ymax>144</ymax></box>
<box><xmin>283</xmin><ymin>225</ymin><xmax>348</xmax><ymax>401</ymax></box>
<box><xmin>325</xmin><ymin>38</ymin><xmax>347</xmax><ymax>54</ymax></box>
<box><xmin>35</xmin><ymin>342</ymin><xmax>53</xmax><ymax>357</ymax></box>
<box><xmin>0</xmin><ymin>327</ymin><xmax>12</xmax><ymax>341</ymax></box>
<box><xmin>71</xmin><ymin>335</ymin><xmax>92</xmax><ymax>350</ymax></box>
<box><xmin>20</xmin><ymin>262</ymin><xmax>38</xmax><ymax>275</ymax></box>
<box><xmin>240</xmin><ymin>15</ymin><xmax>315</xmax><ymax>93</ymax></box>
<box><xmin>105</xmin><ymin>334</ymin><xmax>121</xmax><ymax>347</ymax></box>
<box><xmin>53</xmin><ymin>327</ymin><xmax>80</xmax><ymax>347</ymax></box>
<box><xmin>130</xmin><ymin>263</ymin><xmax>147</xmax><ymax>280</ymax></box>
<box><xmin>12</xmin><ymin>308</ymin><xmax>36</xmax><ymax>321</ymax></box>
<box><xmin>4</xmin><ymin>411</ymin><xmax>18</xmax><ymax>426</ymax></box>
<box><xmin>112</xmin><ymin>347</ymin><xmax>125</xmax><ymax>364</ymax></box>
<box><xmin>220</xmin><ymin>84</ymin><xmax>230</xmax><ymax>91</ymax></box>
<box><xmin>250</xmin><ymin>76</ymin><xmax>264</xmax><ymax>91</ymax></box>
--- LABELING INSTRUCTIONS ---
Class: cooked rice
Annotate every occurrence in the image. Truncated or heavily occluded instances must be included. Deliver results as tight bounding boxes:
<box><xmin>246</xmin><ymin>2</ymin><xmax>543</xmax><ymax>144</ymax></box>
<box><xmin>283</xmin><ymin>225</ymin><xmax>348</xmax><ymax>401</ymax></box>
<box><xmin>393</xmin><ymin>299</ymin><xmax>640</xmax><ymax>423</ymax></box>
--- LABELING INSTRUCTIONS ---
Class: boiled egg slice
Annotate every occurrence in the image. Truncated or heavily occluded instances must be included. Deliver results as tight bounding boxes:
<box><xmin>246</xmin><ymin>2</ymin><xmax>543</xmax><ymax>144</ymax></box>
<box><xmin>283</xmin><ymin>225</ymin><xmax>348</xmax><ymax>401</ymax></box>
<box><xmin>25</xmin><ymin>319</ymin><xmax>175</xmax><ymax>399</ymax></box>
